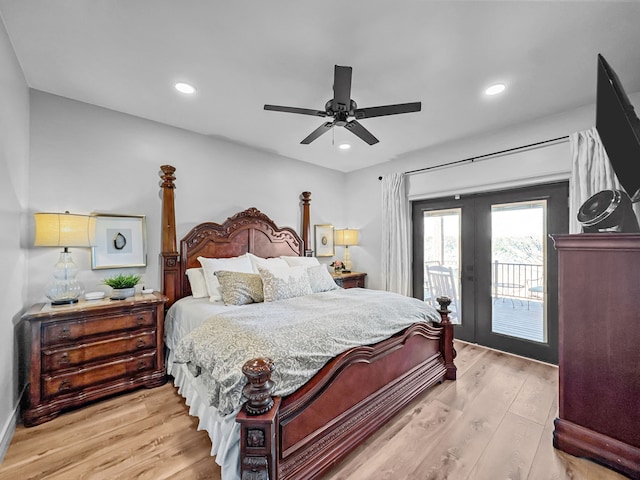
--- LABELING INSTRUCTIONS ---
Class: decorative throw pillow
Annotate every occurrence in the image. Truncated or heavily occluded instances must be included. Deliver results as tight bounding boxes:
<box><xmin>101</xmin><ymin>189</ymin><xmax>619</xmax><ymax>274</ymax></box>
<box><xmin>258</xmin><ymin>265</ymin><xmax>313</xmax><ymax>302</ymax></box>
<box><xmin>186</xmin><ymin>268</ymin><xmax>209</xmax><ymax>298</ymax></box>
<box><xmin>215</xmin><ymin>270</ymin><xmax>264</xmax><ymax>305</ymax></box>
<box><xmin>279</xmin><ymin>256</ymin><xmax>320</xmax><ymax>268</ymax></box>
<box><xmin>198</xmin><ymin>255</ymin><xmax>253</xmax><ymax>302</ymax></box>
<box><xmin>307</xmin><ymin>264</ymin><xmax>340</xmax><ymax>293</ymax></box>
<box><xmin>247</xmin><ymin>253</ymin><xmax>290</xmax><ymax>273</ymax></box>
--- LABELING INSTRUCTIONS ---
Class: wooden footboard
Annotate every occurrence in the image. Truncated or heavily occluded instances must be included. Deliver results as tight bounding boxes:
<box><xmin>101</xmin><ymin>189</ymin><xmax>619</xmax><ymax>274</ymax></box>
<box><xmin>237</xmin><ymin>297</ymin><xmax>457</xmax><ymax>480</ymax></box>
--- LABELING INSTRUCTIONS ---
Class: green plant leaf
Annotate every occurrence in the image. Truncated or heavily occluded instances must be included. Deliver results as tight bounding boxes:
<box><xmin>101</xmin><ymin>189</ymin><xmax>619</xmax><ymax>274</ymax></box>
<box><xmin>103</xmin><ymin>273</ymin><xmax>141</xmax><ymax>289</ymax></box>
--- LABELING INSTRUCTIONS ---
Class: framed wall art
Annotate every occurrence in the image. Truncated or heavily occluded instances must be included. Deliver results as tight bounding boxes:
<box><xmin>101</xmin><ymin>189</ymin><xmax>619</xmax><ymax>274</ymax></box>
<box><xmin>314</xmin><ymin>224</ymin><xmax>334</xmax><ymax>257</ymax></box>
<box><xmin>91</xmin><ymin>214</ymin><xmax>147</xmax><ymax>269</ymax></box>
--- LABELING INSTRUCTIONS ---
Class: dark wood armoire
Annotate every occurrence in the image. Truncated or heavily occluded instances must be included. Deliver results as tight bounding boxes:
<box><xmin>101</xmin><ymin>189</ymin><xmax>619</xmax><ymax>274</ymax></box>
<box><xmin>552</xmin><ymin>233</ymin><xmax>640</xmax><ymax>478</ymax></box>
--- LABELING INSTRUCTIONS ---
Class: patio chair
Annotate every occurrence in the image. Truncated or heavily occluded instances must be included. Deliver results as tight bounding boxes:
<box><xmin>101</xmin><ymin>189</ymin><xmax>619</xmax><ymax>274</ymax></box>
<box><xmin>526</xmin><ymin>277</ymin><xmax>544</xmax><ymax>309</ymax></box>
<box><xmin>426</xmin><ymin>264</ymin><xmax>459</xmax><ymax>320</ymax></box>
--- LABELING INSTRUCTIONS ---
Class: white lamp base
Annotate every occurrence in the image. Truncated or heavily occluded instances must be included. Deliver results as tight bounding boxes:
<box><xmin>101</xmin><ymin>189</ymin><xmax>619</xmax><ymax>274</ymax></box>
<box><xmin>343</xmin><ymin>246</ymin><xmax>353</xmax><ymax>272</ymax></box>
<box><xmin>46</xmin><ymin>250</ymin><xmax>84</xmax><ymax>305</ymax></box>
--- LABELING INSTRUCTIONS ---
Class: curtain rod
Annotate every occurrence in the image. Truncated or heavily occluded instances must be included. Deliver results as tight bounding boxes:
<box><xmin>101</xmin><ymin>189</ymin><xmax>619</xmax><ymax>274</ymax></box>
<box><xmin>377</xmin><ymin>135</ymin><xmax>569</xmax><ymax>180</ymax></box>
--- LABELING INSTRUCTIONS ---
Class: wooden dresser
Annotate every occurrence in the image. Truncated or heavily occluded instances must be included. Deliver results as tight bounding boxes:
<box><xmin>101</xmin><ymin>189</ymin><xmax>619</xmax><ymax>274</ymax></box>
<box><xmin>331</xmin><ymin>271</ymin><xmax>367</xmax><ymax>289</ymax></box>
<box><xmin>552</xmin><ymin>234</ymin><xmax>640</xmax><ymax>478</ymax></box>
<box><xmin>22</xmin><ymin>291</ymin><xmax>168</xmax><ymax>426</ymax></box>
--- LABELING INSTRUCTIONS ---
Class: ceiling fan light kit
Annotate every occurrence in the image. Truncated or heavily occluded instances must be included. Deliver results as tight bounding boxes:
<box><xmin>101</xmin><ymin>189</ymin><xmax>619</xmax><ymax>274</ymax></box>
<box><xmin>264</xmin><ymin>65</ymin><xmax>421</xmax><ymax>145</ymax></box>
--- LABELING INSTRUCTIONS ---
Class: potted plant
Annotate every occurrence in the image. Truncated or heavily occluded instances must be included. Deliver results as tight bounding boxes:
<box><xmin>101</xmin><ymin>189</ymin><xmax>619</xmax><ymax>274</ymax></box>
<box><xmin>103</xmin><ymin>273</ymin><xmax>141</xmax><ymax>300</ymax></box>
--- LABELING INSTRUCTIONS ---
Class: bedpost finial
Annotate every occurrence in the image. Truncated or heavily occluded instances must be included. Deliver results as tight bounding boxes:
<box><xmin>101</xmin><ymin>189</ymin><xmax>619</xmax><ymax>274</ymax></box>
<box><xmin>242</xmin><ymin>358</ymin><xmax>276</xmax><ymax>415</ymax></box>
<box><xmin>160</xmin><ymin>165</ymin><xmax>176</xmax><ymax>188</ymax></box>
<box><xmin>436</xmin><ymin>296</ymin><xmax>452</xmax><ymax>322</ymax></box>
<box><xmin>301</xmin><ymin>191</ymin><xmax>311</xmax><ymax>204</ymax></box>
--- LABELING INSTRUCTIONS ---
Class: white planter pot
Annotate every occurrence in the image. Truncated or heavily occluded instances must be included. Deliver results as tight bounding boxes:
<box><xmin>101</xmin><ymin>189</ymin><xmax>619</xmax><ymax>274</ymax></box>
<box><xmin>110</xmin><ymin>287</ymin><xmax>135</xmax><ymax>300</ymax></box>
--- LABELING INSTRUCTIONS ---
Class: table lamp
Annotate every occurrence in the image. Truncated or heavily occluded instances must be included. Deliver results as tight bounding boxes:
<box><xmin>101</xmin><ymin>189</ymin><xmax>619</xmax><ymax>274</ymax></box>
<box><xmin>34</xmin><ymin>212</ymin><xmax>96</xmax><ymax>305</ymax></box>
<box><xmin>335</xmin><ymin>228</ymin><xmax>358</xmax><ymax>273</ymax></box>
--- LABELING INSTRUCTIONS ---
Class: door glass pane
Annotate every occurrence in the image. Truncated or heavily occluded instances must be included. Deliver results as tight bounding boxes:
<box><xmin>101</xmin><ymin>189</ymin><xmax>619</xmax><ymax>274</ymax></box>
<box><xmin>423</xmin><ymin>209</ymin><xmax>461</xmax><ymax>324</ymax></box>
<box><xmin>491</xmin><ymin>201</ymin><xmax>546</xmax><ymax>342</ymax></box>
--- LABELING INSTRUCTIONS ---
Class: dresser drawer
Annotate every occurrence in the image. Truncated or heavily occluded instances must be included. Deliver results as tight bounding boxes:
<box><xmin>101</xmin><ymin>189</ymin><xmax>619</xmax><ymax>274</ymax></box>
<box><xmin>332</xmin><ymin>272</ymin><xmax>366</xmax><ymax>289</ymax></box>
<box><xmin>42</xmin><ymin>350</ymin><xmax>157</xmax><ymax>399</ymax></box>
<box><xmin>42</xmin><ymin>330</ymin><xmax>157</xmax><ymax>372</ymax></box>
<box><xmin>42</xmin><ymin>310</ymin><xmax>155</xmax><ymax>346</ymax></box>
<box><xmin>340</xmin><ymin>276</ymin><xmax>365</xmax><ymax>289</ymax></box>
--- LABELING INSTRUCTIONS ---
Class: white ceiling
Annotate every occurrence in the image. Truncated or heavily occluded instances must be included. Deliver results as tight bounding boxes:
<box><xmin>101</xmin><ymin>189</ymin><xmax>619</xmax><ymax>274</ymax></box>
<box><xmin>2</xmin><ymin>1</ymin><xmax>640</xmax><ymax>173</ymax></box>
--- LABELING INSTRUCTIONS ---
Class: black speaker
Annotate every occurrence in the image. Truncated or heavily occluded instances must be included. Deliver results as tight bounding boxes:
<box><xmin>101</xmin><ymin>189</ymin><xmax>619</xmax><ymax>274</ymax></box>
<box><xmin>578</xmin><ymin>190</ymin><xmax>640</xmax><ymax>233</ymax></box>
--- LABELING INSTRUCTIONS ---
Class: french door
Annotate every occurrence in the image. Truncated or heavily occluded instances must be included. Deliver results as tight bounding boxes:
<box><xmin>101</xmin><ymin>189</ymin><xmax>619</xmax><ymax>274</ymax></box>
<box><xmin>412</xmin><ymin>182</ymin><xmax>568</xmax><ymax>364</ymax></box>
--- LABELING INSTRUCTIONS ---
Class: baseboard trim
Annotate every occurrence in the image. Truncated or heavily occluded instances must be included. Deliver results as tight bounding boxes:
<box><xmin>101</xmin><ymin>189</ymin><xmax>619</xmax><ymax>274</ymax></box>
<box><xmin>0</xmin><ymin>384</ymin><xmax>27</xmax><ymax>463</ymax></box>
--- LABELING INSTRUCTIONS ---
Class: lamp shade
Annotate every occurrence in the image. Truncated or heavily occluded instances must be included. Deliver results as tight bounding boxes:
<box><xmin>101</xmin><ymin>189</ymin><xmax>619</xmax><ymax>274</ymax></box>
<box><xmin>335</xmin><ymin>228</ymin><xmax>359</xmax><ymax>246</ymax></box>
<box><xmin>34</xmin><ymin>212</ymin><xmax>96</xmax><ymax>248</ymax></box>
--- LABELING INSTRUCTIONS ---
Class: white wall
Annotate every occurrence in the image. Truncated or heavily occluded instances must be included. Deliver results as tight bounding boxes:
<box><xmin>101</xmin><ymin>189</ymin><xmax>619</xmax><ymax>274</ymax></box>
<box><xmin>28</xmin><ymin>91</ymin><xmax>346</xmax><ymax>305</ymax></box>
<box><xmin>0</xmin><ymin>13</ymin><xmax>29</xmax><ymax>460</ymax></box>
<box><xmin>344</xmin><ymin>93</ymin><xmax>640</xmax><ymax>291</ymax></box>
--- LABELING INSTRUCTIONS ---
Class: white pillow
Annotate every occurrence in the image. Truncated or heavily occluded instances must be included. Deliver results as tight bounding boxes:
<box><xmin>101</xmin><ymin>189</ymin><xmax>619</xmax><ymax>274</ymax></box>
<box><xmin>186</xmin><ymin>268</ymin><xmax>209</xmax><ymax>298</ymax></box>
<box><xmin>247</xmin><ymin>252</ymin><xmax>289</xmax><ymax>273</ymax></box>
<box><xmin>198</xmin><ymin>254</ymin><xmax>253</xmax><ymax>302</ymax></box>
<box><xmin>279</xmin><ymin>256</ymin><xmax>320</xmax><ymax>267</ymax></box>
<box><xmin>258</xmin><ymin>265</ymin><xmax>313</xmax><ymax>302</ymax></box>
<box><xmin>307</xmin><ymin>264</ymin><xmax>340</xmax><ymax>293</ymax></box>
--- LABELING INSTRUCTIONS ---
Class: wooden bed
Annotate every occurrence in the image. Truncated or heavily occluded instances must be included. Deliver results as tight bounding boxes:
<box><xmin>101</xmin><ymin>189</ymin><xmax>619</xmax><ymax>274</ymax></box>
<box><xmin>158</xmin><ymin>165</ymin><xmax>456</xmax><ymax>480</ymax></box>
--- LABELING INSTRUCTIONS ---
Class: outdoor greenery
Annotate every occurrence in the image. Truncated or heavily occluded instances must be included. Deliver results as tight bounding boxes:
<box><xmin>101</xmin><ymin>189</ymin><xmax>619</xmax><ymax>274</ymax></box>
<box><xmin>493</xmin><ymin>235</ymin><xmax>542</xmax><ymax>264</ymax></box>
<box><xmin>103</xmin><ymin>273</ymin><xmax>141</xmax><ymax>289</ymax></box>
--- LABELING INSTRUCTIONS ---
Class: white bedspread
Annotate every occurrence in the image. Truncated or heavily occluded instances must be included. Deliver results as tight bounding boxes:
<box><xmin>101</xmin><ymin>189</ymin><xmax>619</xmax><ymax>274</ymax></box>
<box><xmin>172</xmin><ymin>288</ymin><xmax>441</xmax><ymax>415</ymax></box>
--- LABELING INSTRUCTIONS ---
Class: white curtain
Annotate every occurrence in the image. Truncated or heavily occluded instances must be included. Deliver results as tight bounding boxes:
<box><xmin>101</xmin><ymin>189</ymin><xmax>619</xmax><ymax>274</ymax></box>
<box><xmin>569</xmin><ymin>127</ymin><xmax>622</xmax><ymax>233</ymax></box>
<box><xmin>381</xmin><ymin>172</ymin><xmax>411</xmax><ymax>296</ymax></box>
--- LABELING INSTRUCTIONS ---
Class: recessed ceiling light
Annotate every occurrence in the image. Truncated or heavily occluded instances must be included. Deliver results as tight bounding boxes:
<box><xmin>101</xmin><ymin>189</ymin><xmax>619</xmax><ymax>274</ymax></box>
<box><xmin>485</xmin><ymin>83</ymin><xmax>506</xmax><ymax>96</ymax></box>
<box><xmin>175</xmin><ymin>82</ymin><xmax>196</xmax><ymax>94</ymax></box>
<box><xmin>338</xmin><ymin>143</ymin><xmax>351</xmax><ymax>150</ymax></box>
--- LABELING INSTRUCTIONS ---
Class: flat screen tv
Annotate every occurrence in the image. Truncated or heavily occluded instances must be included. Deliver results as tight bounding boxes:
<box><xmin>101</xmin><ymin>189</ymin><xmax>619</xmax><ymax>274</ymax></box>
<box><xmin>596</xmin><ymin>53</ymin><xmax>640</xmax><ymax>202</ymax></box>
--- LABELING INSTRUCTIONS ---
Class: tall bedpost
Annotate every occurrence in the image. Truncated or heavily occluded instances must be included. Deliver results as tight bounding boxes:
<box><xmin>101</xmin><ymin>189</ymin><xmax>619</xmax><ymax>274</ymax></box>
<box><xmin>160</xmin><ymin>165</ymin><xmax>180</xmax><ymax>308</ymax></box>
<box><xmin>436</xmin><ymin>296</ymin><xmax>457</xmax><ymax>380</ymax></box>
<box><xmin>301</xmin><ymin>191</ymin><xmax>312</xmax><ymax>257</ymax></box>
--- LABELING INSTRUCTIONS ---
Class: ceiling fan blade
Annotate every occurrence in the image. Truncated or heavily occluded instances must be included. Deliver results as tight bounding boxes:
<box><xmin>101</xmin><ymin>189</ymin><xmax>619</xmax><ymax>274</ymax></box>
<box><xmin>332</xmin><ymin>65</ymin><xmax>352</xmax><ymax>113</ymax></box>
<box><xmin>264</xmin><ymin>104</ymin><xmax>327</xmax><ymax>117</ymax></box>
<box><xmin>354</xmin><ymin>101</ymin><xmax>421</xmax><ymax>119</ymax></box>
<box><xmin>301</xmin><ymin>122</ymin><xmax>334</xmax><ymax>144</ymax></box>
<box><xmin>344</xmin><ymin>120</ymin><xmax>379</xmax><ymax>145</ymax></box>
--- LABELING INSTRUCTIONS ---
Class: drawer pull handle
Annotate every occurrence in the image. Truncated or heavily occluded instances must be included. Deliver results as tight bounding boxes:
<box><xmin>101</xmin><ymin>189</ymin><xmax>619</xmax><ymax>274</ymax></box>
<box><xmin>58</xmin><ymin>379</ymin><xmax>72</xmax><ymax>392</ymax></box>
<box><xmin>136</xmin><ymin>316</ymin><xmax>145</xmax><ymax>325</ymax></box>
<box><xmin>58</xmin><ymin>353</ymin><xmax>70</xmax><ymax>366</ymax></box>
<box><xmin>58</xmin><ymin>326</ymin><xmax>71</xmax><ymax>339</ymax></box>
<box><xmin>137</xmin><ymin>360</ymin><xmax>146</xmax><ymax>370</ymax></box>
<box><xmin>136</xmin><ymin>339</ymin><xmax>146</xmax><ymax>348</ymax></box>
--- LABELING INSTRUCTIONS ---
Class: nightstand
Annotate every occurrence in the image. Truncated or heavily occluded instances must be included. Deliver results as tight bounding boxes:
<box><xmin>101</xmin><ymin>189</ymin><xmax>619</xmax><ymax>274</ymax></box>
<box><xmin>22</xmin><ymin>291</ymin><xmax>168</xmax><ymax>426</ymax></box>
<box><xmin>331</xmin><ymin>271</ymin><xmax>367</xmax><ymax>289</ymax></box>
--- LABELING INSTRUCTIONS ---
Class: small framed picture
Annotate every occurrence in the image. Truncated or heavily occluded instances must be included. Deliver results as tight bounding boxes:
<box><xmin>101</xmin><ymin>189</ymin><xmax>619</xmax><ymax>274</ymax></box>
<box><xmin>91</xmin><ymin>214</ymin><xmax>147</xmax><ymax>269</ymax></box>
<box><xmin>314</xmin><ymin>224</ymin><xmax>334</xmax><ymax>257</ymax></box>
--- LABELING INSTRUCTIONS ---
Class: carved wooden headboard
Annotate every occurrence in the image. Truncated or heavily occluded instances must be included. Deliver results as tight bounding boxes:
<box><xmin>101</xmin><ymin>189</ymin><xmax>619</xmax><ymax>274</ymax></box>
<box><xmin>159</xmin><ymin>165</ymin><xmax>312</xmax><ymax>308</ymax></box>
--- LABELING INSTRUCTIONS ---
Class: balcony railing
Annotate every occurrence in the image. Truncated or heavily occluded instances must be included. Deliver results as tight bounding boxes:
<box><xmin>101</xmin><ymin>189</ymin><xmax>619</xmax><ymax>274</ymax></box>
<box><xmin>492</xmin><ymin>261</ymin><xmax>543</xmax><ymax>300</ymax></box>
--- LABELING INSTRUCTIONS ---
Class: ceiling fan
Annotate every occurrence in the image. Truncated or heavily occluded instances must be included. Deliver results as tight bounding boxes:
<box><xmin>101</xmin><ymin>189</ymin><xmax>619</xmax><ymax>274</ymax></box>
<box><xmin>264</xmin><ymin>65</ymin><xmax>421</xmax><ymax>145</ymax></box>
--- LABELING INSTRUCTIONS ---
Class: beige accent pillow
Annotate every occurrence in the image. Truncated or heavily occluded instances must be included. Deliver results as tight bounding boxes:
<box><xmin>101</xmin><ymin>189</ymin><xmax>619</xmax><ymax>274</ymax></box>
<box><xmin>198</xmin><ymin>254</ymin><xmax>253</xmax><ymax>302</ymax></box>
<box><xmin>215</xmin><ymin>271</ymin><xmax>264</xmax><ymax>305</ymax></box>
<box><xmin>258</xmin><ymin>265</ymin><xmax>313</xmax><ymax>302</ymax></box>
<box><xmin>307</xmin><ymin>264</ymin><xmax>340</xmax><ymax>293</ymax></box>
<box><xmin>186</xmin><ymin>268</ymin><xmax>209</xmax><ymax>298</ymax></box>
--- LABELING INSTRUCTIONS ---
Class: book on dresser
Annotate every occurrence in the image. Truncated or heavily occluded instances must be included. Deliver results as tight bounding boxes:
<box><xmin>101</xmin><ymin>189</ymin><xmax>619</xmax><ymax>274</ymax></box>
<box><xmin>22</xmin><ymin>291</ymin><xmax>168</xmax><ymax>426</ymax></box>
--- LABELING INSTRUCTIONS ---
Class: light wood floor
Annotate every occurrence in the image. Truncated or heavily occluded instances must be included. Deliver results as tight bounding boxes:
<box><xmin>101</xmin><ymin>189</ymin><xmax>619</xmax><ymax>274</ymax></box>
<box><xmin>0</xmin><ymin>341</ymin><xmax>628</xmax><ymax>480</ymax></box>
